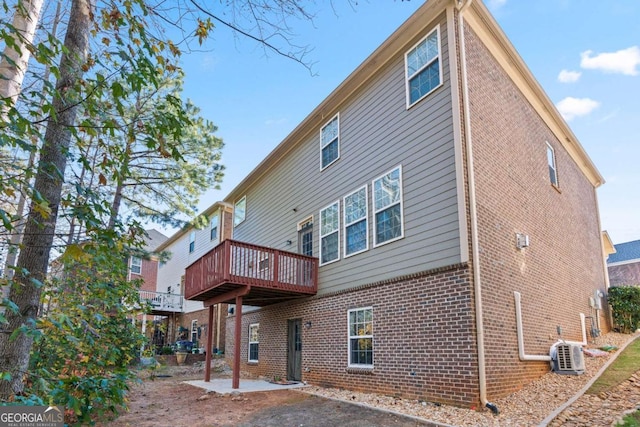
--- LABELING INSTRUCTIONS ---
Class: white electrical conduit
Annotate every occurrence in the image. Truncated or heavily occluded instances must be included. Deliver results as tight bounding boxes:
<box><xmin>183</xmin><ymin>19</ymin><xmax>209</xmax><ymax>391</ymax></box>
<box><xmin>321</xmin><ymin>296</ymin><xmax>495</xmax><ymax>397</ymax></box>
<box><xmin>514</xmin><ymin>291</ymin><xmax>586</xmax><ymax>362</ymax></box>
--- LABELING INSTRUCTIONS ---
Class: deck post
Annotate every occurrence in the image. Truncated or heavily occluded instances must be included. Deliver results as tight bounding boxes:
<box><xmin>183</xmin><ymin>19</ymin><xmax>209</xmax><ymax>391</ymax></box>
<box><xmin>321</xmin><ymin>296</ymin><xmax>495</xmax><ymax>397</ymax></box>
<box><xmin>204</xmin><ymin>304</ymin><xmax>214</xmax><ymax>382</ymax></box>
<box><xmin>232</xmin><ymin>295</ymin><xmax>243</xmax><ymax>389</ymax></box>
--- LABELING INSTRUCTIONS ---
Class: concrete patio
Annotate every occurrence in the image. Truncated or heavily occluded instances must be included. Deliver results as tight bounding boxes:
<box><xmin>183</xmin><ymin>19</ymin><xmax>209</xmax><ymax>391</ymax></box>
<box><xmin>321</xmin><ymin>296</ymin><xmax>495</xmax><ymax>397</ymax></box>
<box><xmin>184</xmin><ymin>378</ymin><xmax>308</xmax><ymax>394</ymax></box>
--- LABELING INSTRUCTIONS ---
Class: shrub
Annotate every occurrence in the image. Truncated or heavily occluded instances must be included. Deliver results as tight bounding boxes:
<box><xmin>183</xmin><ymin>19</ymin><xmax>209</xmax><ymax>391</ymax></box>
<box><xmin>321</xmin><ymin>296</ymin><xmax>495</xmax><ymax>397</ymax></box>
<box><xmin>608</xmin><ymin>286</ymin><xmax>640</xmax><ymax>333</ymax></box>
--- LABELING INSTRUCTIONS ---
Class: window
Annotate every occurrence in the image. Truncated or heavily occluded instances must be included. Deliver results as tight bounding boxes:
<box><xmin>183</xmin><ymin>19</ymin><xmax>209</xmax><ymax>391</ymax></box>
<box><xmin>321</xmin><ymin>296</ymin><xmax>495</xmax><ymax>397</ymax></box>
<box><xmin>210</xmin><ymin>214</ymin><xmax>219</xmax><ymax>241</ymax></box>
<box><xmin>320</xmin><ymin>201</ymin><xmax>340</xmax><ymax>265</ymax></box>
<box><xmin>320</xmin><ymin>114</ymin><xmax>340</xmax><ymax>169</ymax></box>
<box><xmin>405</xmin><ymin>26</ymin><xmax>442</xmax><ymax>107</ymax></box>
<box><xmin>248</xmin><ymin>323</ymin><xmax>259</xmax><ymax>363</ymax></box>
<box><xmin>298</xmin><ymin>217</ymin><xmax>313</xmax><ymax>257</ymax></box>
<box><xmin>344</xmin><ymin>186</ymin><xmax>368</xmax><ymax>257</ymax></box>
<box><xmin>130</xmin><ymin>256</ymin><xmax>142</xmax><ymax>274</ymax></box>
<box><xmin>189</xmin><ymin>231</ymin><xmax>195</xmax><ymax>253</ymax></box>
<box><xmin>234</xmin><ymin>196</ymin><xmax>246</xmax><ymax>227</ymax></box>
<box><xmin>373</xmin><ymin>166</ymin><xmax>404</xmax><ymax>246</ymax></box>
<box><xmin>547</xmin><ymin>143</ymin><xmax>558</xmax><ymax>187</ymax></box>
<box><xmin>348</xmin><ymin>307</ymin><xmax>373</xmax><ymax>367</ymax></box>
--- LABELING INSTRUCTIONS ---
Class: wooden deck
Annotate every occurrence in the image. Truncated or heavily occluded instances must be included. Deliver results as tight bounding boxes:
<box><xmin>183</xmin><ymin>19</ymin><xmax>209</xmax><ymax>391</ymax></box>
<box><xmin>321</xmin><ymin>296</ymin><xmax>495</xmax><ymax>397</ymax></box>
<box><xmin>184</xmin><ymin>240</ymin><xmax>318</xmax><ymax>306</ymax></box>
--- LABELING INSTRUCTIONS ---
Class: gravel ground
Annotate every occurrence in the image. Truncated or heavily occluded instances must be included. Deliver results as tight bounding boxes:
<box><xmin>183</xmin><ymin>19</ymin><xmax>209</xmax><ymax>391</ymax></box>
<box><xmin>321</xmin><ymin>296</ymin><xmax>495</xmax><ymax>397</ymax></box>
<box><xmin>301</xmin><ymin>332</ymin><xmax>639</xmax><ymax>427</ymax></box>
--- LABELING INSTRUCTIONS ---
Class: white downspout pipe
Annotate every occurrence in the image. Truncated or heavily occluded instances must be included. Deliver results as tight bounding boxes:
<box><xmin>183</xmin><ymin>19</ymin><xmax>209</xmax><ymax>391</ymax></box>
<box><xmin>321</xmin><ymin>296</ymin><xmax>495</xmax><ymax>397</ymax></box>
<box><xmin>456</xmin><ymin>0</ymin><xmax>497</xmax><ymax>414</ymax></box>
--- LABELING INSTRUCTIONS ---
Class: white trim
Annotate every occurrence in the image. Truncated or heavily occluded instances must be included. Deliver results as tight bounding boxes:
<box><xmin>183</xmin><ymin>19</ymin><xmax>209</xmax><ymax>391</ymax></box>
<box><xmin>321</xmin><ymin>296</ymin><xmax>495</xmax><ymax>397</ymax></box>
<box><xmin>372</xmin><ymin>165</ymin><xmax>404</xmax><ymax>248</ymax></box>
<box><xmin>447</xmin><ymin>6</ymin><xmax>470</xmax><ymax>264</ymax></box>
<box><xmin>320</xmin><ymin>113</ymin><xmax>340</xmax><ymax>171</ymax></box>
<box><xmin>297</xmin><ymin>216</ymin><xmax>314</xmax><ymax>231</ymax></box>
<box><xmin>319</xmin><ymin>201</ymin><xmax>340</xmax><ymax>266</ymax></box>
<box><xmin>405</xmin><ymin>25</ymin><xmax>443</xmax><ymax>109</ymax></box>
<box><xmin>608</xmin><ymin>259</ymin><xmax>640</xmax><ymax>267</ymax></box>
<box><xmin>347</xmin><ymin>307</ymin><xmax>374</xmax><ymax>368</ymax></box>
<box><xmin>234</xmin><ymin>196</ymin><xmax>247</xmax><ymax>227</ymax></box>
<box><xmin>248</xmin><ymin>323</ymin><xmax>259</xmax><ymax>363</ymax></box>
<box><xmin>343</xmin><ymin>185</ymin><xmax>369</xmax><ymax>258</ymax></box>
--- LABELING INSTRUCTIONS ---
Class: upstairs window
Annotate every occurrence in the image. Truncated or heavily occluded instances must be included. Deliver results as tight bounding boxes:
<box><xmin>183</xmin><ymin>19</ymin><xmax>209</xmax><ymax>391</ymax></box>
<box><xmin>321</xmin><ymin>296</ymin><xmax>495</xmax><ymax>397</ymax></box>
<box><xmin>234</xmin><ymin>196</ymin><xmax>246</xmax><ymax>227</ymax></box>
<box><xmin>373</xmin><ymin>166</ymin><xmax>404</xmax><ymax>246</ymax></box>
<box><xmin>189</xmin><ymin>231</ymin><xmax>195</xmax><ymax>253</ymax></box>
<box><xmin>248</xmin><ymin>323</ymin><xmax>259</xmax><ymax>363</ymax></box>
<box><xmin>547</xmin><ymin>143</ymin><xmax>559</xmax><ymax>187</ymax></box>
<box><xmin>320</xmin><ymin>201</ymin><xmax>340</xmax><ymax>265</ymax></box>
<box><xmin>405</xmin><ymin>26</ymin><xmax>442</xmax><ymax>108</ymax></box>
<box><xmin>320</xmin><ymin>114</ymin><xmax>340</xmax><ymax>170</ymax></box>
<box><xmin>348</xmin><ymin>307</ymin><xmax>373</xmax><ymax>367</ymax></box>
<box><xmin>344</xmin><ymin>186</ymin><xmax>368</xmax><ymax>257</ymax></box>
<box><xmin>210</xmin><ymin>214</ymin><xmax>219</xmax><ymax>241</ymax></box>
<box><xmin>130</xmin><ymin>256</ymin><xmax>142</xmax><ymax>275</ymax></box>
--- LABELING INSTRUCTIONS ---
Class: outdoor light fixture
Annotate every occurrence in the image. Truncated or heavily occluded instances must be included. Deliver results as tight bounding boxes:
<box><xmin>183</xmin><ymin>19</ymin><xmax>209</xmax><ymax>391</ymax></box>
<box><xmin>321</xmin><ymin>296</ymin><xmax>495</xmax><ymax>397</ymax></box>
<box><xmin>304</xmin><ymin>321</ymin><xmax>312</xmax><ymax>329</ymax></box>
<box><xmin>285</xmin><ymin>240</ymin><xmax>292</xmax><ymax>245</ymax></box>
<box><xmin>516</xmin><ymin>233</ymin><xmax>530</xmax><ymax>250</ymax></box>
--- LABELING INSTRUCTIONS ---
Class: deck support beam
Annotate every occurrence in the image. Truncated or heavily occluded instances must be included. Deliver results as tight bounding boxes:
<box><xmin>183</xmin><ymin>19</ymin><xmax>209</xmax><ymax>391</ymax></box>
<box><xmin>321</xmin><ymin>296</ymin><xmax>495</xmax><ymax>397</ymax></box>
<box><xmin>232</xmin><ymin>295</ymin><xmax>243</xmax><ymax>389</ymax></box>
<box><xmin>204</xmin><ymin>304</ymin><xmax>215</xmax><ymax>382</ymax></box>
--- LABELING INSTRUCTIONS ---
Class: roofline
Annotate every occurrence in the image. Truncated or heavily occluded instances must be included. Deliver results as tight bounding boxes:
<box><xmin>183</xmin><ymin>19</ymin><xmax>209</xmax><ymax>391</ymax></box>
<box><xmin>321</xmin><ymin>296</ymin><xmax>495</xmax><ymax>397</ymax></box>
<box><xmin>224</xmin><ymin>0</ymin><xmax>451</xmax><ymax>203</ymax></box>
<box><xmin>154</xmin><ymin>202</ymin><xmax>232</xmax><ymax>252</ymax></box>
<box><xmin>608</xmin><ymin>259</ymin><xmax>640</xmax><ymax>267</ymax></box>
<box><xmin>464</xmin><ymin>1</ymin><xmax>604</xmax><ymax>188</ymax></box>
<box><xmin>223</xmin><ymin>0</ymin><xmax>604</xmax><ymax>204</ymax></box>
<box><xmin>601</xmin><ymin>230</ymin><xmax>616</xmax><ymax>256</ymax></box>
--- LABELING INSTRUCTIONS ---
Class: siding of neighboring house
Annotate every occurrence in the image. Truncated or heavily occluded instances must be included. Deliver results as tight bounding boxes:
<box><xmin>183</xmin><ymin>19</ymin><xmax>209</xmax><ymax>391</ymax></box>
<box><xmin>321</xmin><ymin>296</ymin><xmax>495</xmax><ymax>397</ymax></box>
<box><xmin>463</xmin><ymin>21</ymin><xmax>608</xmax><ymax>398</ymax></box>
<box><xmin>231</xmin><ymin>12</ymin><xmax>462</xmax><ymax>296</ymax></box>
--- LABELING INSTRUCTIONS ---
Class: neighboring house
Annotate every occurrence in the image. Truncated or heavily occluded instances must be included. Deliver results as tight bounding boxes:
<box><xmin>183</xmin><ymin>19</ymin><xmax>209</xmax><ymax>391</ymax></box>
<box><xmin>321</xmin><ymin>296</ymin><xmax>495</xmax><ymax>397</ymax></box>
<box><xmin>152</xmin><ymin>203</ymin><xmax>233</xmax><ymax>353</ymax></box>
<box><xmin>607</xmin><ymin>239</ymin><xmax>640</xmax><ymax>287</ymax></box>
<box><xmin>184</xmin><ymin>0</ymin><xmax>609</xmax><ymax>409</ymax></box>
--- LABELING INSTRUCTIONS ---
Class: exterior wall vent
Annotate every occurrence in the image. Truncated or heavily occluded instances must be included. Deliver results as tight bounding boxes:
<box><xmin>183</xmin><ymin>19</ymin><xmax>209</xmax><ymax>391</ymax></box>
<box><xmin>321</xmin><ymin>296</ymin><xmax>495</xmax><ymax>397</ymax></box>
<box><xmin>552</xmin><ymin>343</ymin><xmax>585</xmax><ymax>375</ymax></box>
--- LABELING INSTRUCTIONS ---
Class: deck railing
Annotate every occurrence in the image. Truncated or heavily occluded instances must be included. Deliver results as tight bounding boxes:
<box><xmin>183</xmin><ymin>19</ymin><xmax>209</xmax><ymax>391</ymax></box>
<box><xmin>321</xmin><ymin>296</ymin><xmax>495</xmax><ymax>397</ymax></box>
<box><xmin>185</xmin><ymin>239</ymin><xmax>318</xmax><ymax>302</ymax></box>
<box><xmin>139</xmin><ymin>290</ymin><xmax>183</xmax><ymax>313</ymax></box>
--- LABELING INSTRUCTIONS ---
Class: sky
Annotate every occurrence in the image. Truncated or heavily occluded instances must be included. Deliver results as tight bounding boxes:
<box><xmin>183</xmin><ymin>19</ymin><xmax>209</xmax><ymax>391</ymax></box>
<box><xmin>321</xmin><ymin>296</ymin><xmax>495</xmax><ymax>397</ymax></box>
<box><xmin>170</xmin><ymin>0</ymin><xmax>640</xmax><ymax>246</ymax></box>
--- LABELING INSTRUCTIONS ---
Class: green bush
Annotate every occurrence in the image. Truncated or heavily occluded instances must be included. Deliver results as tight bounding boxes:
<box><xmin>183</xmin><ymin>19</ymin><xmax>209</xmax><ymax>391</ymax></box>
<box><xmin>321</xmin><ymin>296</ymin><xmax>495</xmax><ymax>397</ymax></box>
<box><xmin>608</xmin><ymin>286</ymin><xmax>640</xmax><ymax>333</ymax></box>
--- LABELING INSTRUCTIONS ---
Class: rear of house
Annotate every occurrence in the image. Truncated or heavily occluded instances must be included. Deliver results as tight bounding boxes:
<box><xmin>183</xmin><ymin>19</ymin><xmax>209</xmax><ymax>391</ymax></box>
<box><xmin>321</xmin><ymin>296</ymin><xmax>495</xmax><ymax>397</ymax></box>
<box><xmin>185</xmin><ymin>0</ymin><xmax>609</xmax><ymax>408</ymax></box>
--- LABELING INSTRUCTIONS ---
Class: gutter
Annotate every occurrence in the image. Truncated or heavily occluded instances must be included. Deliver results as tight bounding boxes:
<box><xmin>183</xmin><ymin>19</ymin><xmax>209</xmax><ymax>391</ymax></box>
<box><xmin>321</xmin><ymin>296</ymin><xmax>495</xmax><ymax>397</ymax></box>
<box><xmin>455</xmin><ymin>0</ymin><xmax>497</xmax><ymax>415</ymax></box>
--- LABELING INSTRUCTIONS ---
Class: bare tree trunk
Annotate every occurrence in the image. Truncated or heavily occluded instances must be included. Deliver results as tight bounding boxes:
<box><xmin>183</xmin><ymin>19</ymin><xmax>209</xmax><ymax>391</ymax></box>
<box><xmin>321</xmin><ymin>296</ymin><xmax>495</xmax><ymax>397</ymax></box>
<box><xmin>0</xmin><ymin>0</ymin><xmax>92</xmax><ymax>400</ymax></box>
<box><xmin>0</xmin><ymin>0</ymin><xmax>45</xmax><ymax>118</ymax></box>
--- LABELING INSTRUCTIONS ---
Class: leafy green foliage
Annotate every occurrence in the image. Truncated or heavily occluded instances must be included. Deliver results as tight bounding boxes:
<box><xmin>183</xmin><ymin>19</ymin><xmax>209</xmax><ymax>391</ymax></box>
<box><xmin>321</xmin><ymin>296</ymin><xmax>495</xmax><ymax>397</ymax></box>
<box><xmin>608</xmin><ymin>286</ymin><xmax>640</xmax><ymax>333</ymax></box>
<box><xmin>27</xmin><ymin>233</ymin><xmax>146</xmax><ymax>425</ymax></box>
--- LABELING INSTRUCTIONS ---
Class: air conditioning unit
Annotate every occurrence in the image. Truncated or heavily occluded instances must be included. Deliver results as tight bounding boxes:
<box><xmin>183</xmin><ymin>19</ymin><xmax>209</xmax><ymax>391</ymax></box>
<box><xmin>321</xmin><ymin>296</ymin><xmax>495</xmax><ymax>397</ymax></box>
<box><xmin>552</xmin><ymin>343</ymin><xmax>585</xmax><ymax>375</ymax></box>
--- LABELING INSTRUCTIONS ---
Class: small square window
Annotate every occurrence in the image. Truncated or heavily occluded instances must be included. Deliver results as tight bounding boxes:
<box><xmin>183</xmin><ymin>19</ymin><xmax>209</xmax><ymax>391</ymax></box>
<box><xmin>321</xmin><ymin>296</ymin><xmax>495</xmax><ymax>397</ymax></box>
<box><xmin>130</xmin><ymin>256</ymin><xmax>142</xmax><ymax>275</ymax></box>
<box><xmin>320</xmin><ymin>115</ymin><xmax>340</xmax><ymax>170</ymax></box>
<box><xmin>234</xmin><ymin>196</ymin><xmax>246</xmax><ymax>227</ymax></box>
<box><xmin>547</xmin><ymin>143</ymin><xmax>558</xmax><ymax>187</ymax></box>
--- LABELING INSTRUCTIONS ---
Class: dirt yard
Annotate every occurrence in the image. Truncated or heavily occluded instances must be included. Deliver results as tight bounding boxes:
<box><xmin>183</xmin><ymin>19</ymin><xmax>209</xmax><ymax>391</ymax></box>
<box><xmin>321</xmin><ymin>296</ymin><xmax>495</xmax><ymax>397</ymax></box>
<box><xmin>97</xmin><ymin>363</ymin><xmax>434</xmax><ymax>427</ymax></box>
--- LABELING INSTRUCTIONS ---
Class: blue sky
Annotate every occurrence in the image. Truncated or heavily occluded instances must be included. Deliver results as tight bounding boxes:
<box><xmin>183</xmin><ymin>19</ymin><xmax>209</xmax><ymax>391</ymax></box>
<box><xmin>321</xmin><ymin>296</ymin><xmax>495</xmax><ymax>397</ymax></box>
<box><xmin>174</xmin><ymin>0</ymin><xmax>640</xmax><ymax>245</ymax></box>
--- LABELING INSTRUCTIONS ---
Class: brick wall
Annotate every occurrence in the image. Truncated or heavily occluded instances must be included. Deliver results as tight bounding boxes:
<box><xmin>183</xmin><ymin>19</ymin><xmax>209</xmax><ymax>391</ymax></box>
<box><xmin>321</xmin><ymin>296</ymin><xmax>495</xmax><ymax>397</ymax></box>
<box><xmin>132</xmin><ymin>258</ymin><xmax>158</xmax><ymax>291</ymax></box>
<box><xmin>226</xmin><ymin>265</ymin><xmax>481</xmax><ymax>408</ymax></box>
<box><xmin>463</xmin><ymin>21</ymin><xmax>609</xmax><ymax>399</ymax></box>
<box><xmin>608</xmin><ymin>262</ymin><xmax>640</xmax><ymax>286</ymax></box>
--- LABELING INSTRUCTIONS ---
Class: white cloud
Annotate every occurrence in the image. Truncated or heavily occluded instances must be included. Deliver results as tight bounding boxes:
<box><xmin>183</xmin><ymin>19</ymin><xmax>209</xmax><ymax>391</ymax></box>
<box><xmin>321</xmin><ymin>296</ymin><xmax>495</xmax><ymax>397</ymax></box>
<box><xmin>265</xmin><ymin>117</ymin><xmax>287</xmax><ymax>126</ymax></box>
<box><xmin>580</xmin><ymin>46</ymin><xmax>640</xmax><ymax>76</ymax></box>
<box><xmin>557</xmin><ymin>69</ymin><xmax>581</xmax><ymax>83</ymax></box>
<box><xmin>556</xmin><ymin>97</ymin><xmax>600</xmax><ymax>121</ymax></box>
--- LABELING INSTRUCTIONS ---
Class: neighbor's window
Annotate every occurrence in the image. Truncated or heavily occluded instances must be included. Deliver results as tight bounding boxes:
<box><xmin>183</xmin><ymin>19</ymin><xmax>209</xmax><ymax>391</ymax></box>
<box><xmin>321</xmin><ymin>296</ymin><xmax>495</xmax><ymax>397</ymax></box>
<box><xmin>189</xmin><ymin>231</ymin><xmax>195</xmax><ymax>253</ymax></box>
<box><xmin>547</xmin><ymin>142</ymin><xmax>558</xmax><ymax>187</ymax></box>
<box><xmin>210</xmin><ymin>214</ymin><xmax>219</xmax><ymax>241</ymax></box>
<box><xmin>248</xmin><ymin>323</ymin><xmax>259</xmax><ymax>363</ymax></box>
<box><xmin>234</xmin><ymin>196</ymin><xmax>246</xmax><ymax>227</ymax></box>
<box><xmin>320</xmin><ymin>114</ymin><xmax>340</xmax><ymax>169</ymax></box>
<box><xmin>320</xmin><ymin>201</ymin><xmax>340</xmax><ymax>265</ymax></box>
<box><xmin>373</xmin><ymin>166</ymin><xmax>404</xmax><ymax>246</ymax></box>
<box><xmin>344</xmin><ymin>186</ymin><xmax>368</xmax><ymax>257</ymax></box>
<box><xmin>130</xmin><ymin>256</ymin><xmax>142</xmax><ymax>274</ymax></box>
<box><xmin>405</xmin><ymin>26</ymin><xmax>442</xmax><ymax>107</ymax></box>
<box><xmin>348</xmin><ymin>307</ymin><xmax>373</xmax><ymax>367</ymax></box>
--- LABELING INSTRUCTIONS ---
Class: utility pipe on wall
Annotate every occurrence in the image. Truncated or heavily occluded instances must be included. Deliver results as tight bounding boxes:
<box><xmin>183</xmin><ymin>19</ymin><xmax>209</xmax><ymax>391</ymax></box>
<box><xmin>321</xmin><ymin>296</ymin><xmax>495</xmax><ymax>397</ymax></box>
<box><xmin>514</xmin><ymin>291</ymin><xmax>587</xmax><ymax>362</ymax></box>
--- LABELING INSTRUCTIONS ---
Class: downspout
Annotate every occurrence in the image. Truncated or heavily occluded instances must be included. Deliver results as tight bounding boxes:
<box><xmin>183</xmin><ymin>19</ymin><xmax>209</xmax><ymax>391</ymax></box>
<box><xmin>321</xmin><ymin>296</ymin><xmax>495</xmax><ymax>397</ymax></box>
<box><xmin>456</xmin><ymin>0</ymin><xmax>498</xmax><ymax>414</ymax></box>
<box><xmin>514</xmin><ymin>292</ymin><xmax>551</xmax><ymax>361</ymax></box>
